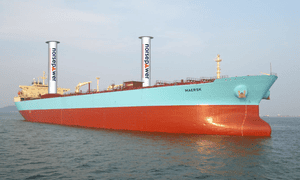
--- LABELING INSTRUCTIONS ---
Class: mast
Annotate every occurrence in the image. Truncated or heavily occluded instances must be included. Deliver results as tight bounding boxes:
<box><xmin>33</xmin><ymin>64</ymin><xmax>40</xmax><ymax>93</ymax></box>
<box><xmin>96</xmin><ymin>77</ymin><xmax>100</xmax><ymax>92</ymax></box>
<box><xmin>215</xmin><ymin>54</ymin><xmax>222</xmax><ymax>79</ymax></box>
<box><xmin>40</xmin><ymin>71</ymin><xmax>47</xmax><ymax>85</ymax></box>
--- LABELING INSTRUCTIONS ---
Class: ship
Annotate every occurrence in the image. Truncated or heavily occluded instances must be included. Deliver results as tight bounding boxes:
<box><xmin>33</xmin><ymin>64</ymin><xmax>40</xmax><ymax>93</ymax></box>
<box><xmin>14</xmin><ymin>37</ymin><xmax>278</xmax><ymax>136</ymax></box>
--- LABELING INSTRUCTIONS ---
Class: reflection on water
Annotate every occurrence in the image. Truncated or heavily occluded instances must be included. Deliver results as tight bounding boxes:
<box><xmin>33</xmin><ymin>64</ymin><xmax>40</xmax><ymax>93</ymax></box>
<box><xmin>191</xmin><ymin>136</ymin><xmax>271</xmax><ymax>176</ymax></box>
<box><xmin>112</xmin><ymin>130</ymin><xmax>272</xmax><ymax>178</ymax></box>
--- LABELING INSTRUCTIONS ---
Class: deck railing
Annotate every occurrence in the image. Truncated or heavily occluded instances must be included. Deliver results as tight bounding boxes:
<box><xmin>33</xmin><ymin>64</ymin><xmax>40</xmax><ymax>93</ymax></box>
<box><xmin>270</xmin><ymin>72</ymin><xmax>278</xmax><ymax>76</ymax></box>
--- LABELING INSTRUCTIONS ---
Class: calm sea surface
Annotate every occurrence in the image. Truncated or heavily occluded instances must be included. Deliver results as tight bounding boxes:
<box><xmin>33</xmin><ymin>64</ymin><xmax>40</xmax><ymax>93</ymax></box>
<box><xmin>0</xmin><ymin>113</ymin><xmax>299</xmax><ymax>179</ymax></box>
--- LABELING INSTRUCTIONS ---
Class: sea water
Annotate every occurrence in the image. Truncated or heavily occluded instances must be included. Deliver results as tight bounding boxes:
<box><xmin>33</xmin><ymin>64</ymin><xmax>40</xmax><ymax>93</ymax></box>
<box><xmin>0</xmin><ymin>113</ymin><xmax>299</xmax><ymax>179</ymax></box>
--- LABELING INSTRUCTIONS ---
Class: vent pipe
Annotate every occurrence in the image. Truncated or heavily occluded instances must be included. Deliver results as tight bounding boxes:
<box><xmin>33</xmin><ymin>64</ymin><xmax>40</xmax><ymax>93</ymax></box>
<box><xmin>139</xmin><ymin>36</ymin><xmax>153</xmax><ymax>87</ymax></box>
<box><xmin>46</xmin><ymin>41</ymin><xmax>60</xmax><ymax>94</ymax></box>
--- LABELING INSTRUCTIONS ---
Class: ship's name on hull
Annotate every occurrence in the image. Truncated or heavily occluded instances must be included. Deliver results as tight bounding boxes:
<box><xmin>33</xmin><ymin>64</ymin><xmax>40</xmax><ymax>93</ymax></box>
<box><xmin>185</xmin><ymin>88</ymin><xmax>201</xmax><ymax>92</ymax></box>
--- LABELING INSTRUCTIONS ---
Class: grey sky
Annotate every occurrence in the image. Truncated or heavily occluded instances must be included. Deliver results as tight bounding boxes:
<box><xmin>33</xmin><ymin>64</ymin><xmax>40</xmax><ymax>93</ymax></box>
<box><xmin>0</xmin><ymin>0</ymin><xmax>299</xmax><ymax>116</ymax></box>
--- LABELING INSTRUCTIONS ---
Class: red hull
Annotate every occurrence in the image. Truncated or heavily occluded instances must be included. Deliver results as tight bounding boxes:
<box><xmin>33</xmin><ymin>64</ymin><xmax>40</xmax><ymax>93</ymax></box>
<box><xmin>19</xmin><ymin>105</ymin><xmax>271</xmax><ymax>136</ymax></box>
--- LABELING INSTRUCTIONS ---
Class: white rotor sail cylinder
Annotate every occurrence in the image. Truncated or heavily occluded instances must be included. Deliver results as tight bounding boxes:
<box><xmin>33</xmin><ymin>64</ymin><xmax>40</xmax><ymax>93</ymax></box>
<box><xmin>139</xmin><ymin>36</ymin><xmax>153</xmax><ymax>87</ymax></box>
<box><xmin>46</xmin><ymin>41</ymin><xmax>60</xmax><ymax>94</ymax></box>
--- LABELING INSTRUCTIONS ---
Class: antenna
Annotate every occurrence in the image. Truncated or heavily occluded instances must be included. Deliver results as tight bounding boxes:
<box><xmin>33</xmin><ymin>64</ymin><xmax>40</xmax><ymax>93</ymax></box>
<box><xmin>270</xmin><ymin>62</ymin><xmax>272</xmax><ymax>75</ymax></box>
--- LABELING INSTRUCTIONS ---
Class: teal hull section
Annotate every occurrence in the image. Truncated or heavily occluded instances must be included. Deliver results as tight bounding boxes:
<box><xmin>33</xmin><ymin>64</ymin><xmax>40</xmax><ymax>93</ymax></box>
<box><xmin>15</xmin><ymin>75</ymin><xmax>278</xmax><ymax>111</ymax></box>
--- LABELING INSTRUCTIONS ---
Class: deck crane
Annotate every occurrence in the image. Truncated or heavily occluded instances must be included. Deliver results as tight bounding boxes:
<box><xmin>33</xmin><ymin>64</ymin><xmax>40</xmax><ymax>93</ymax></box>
<box><xmin>75</xmin><ymin>81</ymin><xmax>92</xmax><ymax>93</ymax></box>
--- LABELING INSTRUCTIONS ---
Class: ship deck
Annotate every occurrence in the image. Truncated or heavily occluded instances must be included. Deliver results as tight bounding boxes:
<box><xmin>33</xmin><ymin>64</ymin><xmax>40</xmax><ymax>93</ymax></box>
<box><xmin>21</xmin><ymin>76</ymin><xmax>223</xmax><ymax>101</ymax></box>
